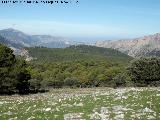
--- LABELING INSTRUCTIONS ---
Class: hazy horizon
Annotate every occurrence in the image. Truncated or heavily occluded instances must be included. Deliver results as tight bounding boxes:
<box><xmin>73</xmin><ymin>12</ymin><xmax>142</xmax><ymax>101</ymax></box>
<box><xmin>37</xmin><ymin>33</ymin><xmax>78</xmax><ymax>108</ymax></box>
<box><xmin>0</xmin><ymin>27</ymin><xmax>147</xmax><ymax>43</ymax></box>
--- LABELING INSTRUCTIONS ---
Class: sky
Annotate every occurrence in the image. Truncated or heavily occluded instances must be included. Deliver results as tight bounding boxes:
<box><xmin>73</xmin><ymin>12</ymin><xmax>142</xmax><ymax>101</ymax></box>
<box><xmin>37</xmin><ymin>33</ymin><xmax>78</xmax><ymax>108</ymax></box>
<box><xmin>0</xmin><ymin>0</ymin><xmax>160</xmax><ymax>42</ymax></box>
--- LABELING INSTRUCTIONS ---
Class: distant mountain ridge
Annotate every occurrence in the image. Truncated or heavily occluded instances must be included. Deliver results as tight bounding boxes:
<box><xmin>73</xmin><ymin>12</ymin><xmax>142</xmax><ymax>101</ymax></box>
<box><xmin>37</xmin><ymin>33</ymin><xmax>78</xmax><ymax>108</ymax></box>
<box><xmin>3</xmin><ymin>28</ymin><xmax>160</xmax><ymax>58</ymax></box>
<box><xmin>0</xmin><ymin>28</ymin><xmax>36</xmax><ymax>47</ymax></box>
<box><xmin>96</xmin><ymin>33</ymin><xmax>160</xmax><ymax>57</ymax></box>
<box><xmin>0</xmin><ymin>28</ymin><xmax>73</xmax><ymax>53</ymax></box>
<box><xmin>31</xmin><ymin>35</ymin><xmax>71</xmax><ymax>48</ymax></box>
<box><xmin>0</xmin><ymin>34</ymin><xmax>22</xmax><ymax>54</ymax></box>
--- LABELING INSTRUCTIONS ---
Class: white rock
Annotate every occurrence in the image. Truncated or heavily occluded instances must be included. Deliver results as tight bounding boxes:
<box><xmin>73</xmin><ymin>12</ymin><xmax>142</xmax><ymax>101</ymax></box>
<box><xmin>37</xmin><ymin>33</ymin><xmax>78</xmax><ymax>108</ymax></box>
<box><xmin>143</xmin><ymin>107</ymin><xmax>154</xmax><ymax>113</ymax></box>
<box><xmin>4</xmin><ymin>111</ymin><xmax>13</xmax><ymax>116</ymax></box>
<box><xmin>64</xmin><ymin>113</ymin><xmax>84</xmax><ymax>120</ymax></box>
<box><xmin>75</xmin><ymin>103</ymin><xmax>83</xmax><ymax>107</ymax></box>
<box><xmin>45</xmin><ymin>108</ymin><xmax>51</xmax><ymax>112</ymax></box>
<box><xmin>27</xmin><ymin>116</ymin><xmax>35</xmax><ymax>120</ymax></box>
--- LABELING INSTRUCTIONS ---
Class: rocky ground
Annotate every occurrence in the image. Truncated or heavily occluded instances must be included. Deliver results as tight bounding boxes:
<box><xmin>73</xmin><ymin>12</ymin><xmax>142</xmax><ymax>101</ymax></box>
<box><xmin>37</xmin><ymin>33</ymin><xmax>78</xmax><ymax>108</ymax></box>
<box><xmin>0</xmin><ymin>87</ymin><xmax>160</xmax><ymax>120</ymax></box>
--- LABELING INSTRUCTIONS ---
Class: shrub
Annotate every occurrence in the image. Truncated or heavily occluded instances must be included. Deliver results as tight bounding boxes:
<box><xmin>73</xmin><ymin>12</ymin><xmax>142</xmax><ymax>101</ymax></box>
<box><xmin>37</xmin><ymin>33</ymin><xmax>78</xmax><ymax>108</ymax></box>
<box><xmin>127</xmin><ymin>57</ymin><xmax>160</xmax><ymax>86</ymax></box>
<box><xmin>64</xmin><ymin>77</ymin><xmax>80</xmax><ymax>88</ymax></box>
<box><xmin>41</xmin><ymin>78</ymin><xmax>63</xmax><ymax>89</ymax></box>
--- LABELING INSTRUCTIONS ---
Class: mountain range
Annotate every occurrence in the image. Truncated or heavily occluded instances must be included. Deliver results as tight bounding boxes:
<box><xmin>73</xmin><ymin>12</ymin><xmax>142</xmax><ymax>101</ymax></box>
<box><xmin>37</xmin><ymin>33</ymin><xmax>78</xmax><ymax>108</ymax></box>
<box><xmin>1</xmin><ymin>28</ymin><xmax>160</xmax><ymax>58</ymax></box>
<box><xmin>0</xmin><ymin>28</ymin><xmax>73</xmax><ymax>54</ymax></box>
<box><xmin>96</xmin><ymin>33</ymin><xmax>160</xmax><ymax>57</ymax></box>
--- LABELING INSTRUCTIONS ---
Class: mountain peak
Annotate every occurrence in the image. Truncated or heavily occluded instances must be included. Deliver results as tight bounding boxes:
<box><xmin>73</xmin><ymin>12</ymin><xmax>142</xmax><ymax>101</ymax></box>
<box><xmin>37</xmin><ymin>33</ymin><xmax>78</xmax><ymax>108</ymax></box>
<box><xmin>2</xmin><ymin>28</ymin><xmax>21</xmax><ymax>32</ymax></box>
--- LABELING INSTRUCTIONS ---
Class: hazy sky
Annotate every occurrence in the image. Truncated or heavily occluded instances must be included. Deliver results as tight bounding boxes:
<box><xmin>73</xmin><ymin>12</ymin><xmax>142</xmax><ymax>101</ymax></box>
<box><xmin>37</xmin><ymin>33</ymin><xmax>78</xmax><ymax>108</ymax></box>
<box><xmin>1</xmin><ymin>0</ymin><xmax>160</xmax><ymax>41</ymax></box>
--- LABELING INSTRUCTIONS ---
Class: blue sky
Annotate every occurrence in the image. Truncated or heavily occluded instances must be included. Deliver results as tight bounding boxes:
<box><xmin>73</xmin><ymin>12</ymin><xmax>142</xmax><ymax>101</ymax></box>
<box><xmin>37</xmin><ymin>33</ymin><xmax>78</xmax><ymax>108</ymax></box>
<box><xmin>0</xmin><ymin>0</ymin><xmax>160</xmax><ymax>42</ymax></box>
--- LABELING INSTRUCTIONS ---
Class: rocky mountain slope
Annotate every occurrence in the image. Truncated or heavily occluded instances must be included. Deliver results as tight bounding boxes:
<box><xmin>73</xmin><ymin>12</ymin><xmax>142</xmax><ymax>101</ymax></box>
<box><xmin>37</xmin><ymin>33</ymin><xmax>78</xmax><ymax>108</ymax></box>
<box><xmin>0</xmin><ymin>35</ymin><xmax>23</xmax><ymax>54</ymax></box>
<box><xmin>96</xmin><ymin>33</ymin><xmax>160</xmax><ymax>57</ymax></box>
<box><xmin>0</xmin><ymin>28</ymin><xmax>72</xmax><ymax>51</ymax></box>
<box><xmin>0</xmin><ymin>28</ymin><xmax>36</xmax><ymax>47</ymax></box>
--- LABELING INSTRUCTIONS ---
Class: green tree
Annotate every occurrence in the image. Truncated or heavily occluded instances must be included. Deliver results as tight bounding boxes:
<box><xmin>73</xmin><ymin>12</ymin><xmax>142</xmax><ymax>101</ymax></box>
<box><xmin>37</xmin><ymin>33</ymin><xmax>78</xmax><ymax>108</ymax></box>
<box><xmin>0</xmin><ymin>44</ymin><xmax>15</xmax><ymax>67</ymax></box>
<box><xmin>128</xmin><ymin>57</ymin><xmax>160</xmax><ymax>86</ymax></box>
<box><xmin>0</xmin><ymin>44</ymin><xmax>31</xmax><ymax>94</ymax></box>
<box><xmin>13</xmin><ymin>59</ymin><xmax>31</xmax><ymax>94</ymax></box>
<box><xmin>0</xmin><ymin>44</ymin><xmax>16</xmax><ymax>94</ymax></box>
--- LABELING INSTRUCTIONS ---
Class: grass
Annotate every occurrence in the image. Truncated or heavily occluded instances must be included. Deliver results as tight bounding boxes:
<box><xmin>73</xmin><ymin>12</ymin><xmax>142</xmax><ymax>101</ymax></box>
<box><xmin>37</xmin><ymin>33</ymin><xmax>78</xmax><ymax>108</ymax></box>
<box><xmin>0</xmin><ymin>87</ymin><xmax>160</xmax><ymax>120</ymax></box>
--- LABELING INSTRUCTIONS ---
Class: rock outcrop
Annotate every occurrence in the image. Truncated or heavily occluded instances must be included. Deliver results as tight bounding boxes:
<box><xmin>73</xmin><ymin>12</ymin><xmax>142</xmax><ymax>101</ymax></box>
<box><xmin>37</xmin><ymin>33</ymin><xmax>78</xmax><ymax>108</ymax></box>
<box><xmin>96</xmin><ymin>33</ymin><xmax>160</xmax><ymax>57</ymax></box>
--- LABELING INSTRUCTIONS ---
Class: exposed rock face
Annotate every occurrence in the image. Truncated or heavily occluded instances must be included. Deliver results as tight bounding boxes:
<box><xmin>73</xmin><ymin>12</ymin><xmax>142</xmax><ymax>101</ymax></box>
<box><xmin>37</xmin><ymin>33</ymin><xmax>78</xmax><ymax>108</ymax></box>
<box><xmin>96</xmin><ymin>33</ymin><xmax>160</xmax><ymax>57</ymax></box>
<box><xmin>20</xmin><ymin>49</ymin><xmax>35</xmax><ymax>61</ymax></box>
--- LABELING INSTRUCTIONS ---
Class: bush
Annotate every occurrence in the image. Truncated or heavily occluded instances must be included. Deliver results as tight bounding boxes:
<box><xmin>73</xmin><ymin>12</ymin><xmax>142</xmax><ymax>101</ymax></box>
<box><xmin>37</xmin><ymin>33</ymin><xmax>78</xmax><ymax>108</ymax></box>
<box><xmin>113</xmin><ymin>72</ymin><xmax>133</xmax><ymax>88</ymax></box>
<box><xmin>128</xmin><ymin>57</ymin><xmax>160</xmax><ymax>86</ymax></box>
<box><xmin>41</xmin><ymin>78</ymin><xmax>63</xmax><ymax>89</ymax></box>
<box><xmin>64</xmin><ymin>77</ymin><xmax>80</xmax><ymax>88</ymax></box>
<box><xmin>29</xmin><ymin>79</ymin><xmax>42</xmax><ymax>92</ymax></box>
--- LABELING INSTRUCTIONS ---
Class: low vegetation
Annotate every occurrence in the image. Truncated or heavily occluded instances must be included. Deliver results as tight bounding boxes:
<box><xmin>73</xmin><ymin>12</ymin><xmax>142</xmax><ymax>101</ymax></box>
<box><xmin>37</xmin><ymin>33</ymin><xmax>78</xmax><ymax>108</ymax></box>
<box><xmin>0</xmin><ymin>88</ymin><xmax>160</xmax><ymax>120</ymax></box>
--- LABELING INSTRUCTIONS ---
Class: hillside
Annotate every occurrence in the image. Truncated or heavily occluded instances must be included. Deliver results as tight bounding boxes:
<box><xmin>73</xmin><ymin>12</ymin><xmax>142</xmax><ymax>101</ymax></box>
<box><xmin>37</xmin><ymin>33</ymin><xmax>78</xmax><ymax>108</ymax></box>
<box><xmin>27</xmin><ymin>45</ymin><xmax>132</xmax><ymax>63</ymax></box>
<box><xmin>96</xmin><ymin>33</ymin><xmax>160</xmax><ymax>57</ymax></box>
<box><xmin>0</xmin><ymin>28</ymin><xmax>36</xmax><ymax>47</ymax></box>
<box><xmin>26</xmin><ymin>45</ymin><xmax>132</xmax><ymax>89</ymax></box>
<box><xmin>0</xmin><ymin>35</ymin><xmax>23</xmax><ymax>54</ymax></box>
